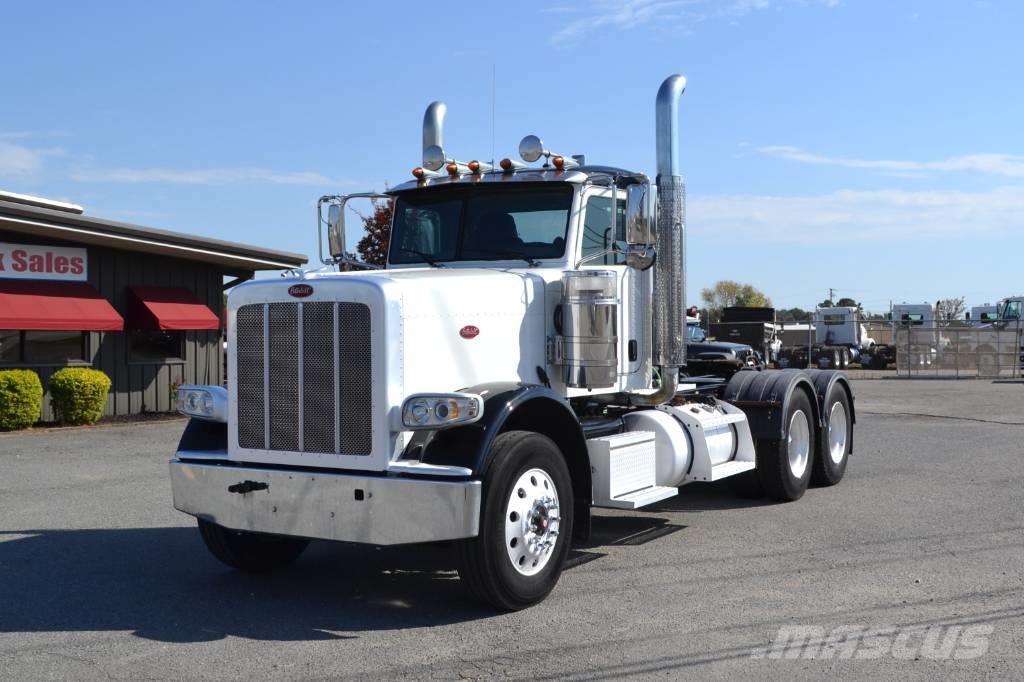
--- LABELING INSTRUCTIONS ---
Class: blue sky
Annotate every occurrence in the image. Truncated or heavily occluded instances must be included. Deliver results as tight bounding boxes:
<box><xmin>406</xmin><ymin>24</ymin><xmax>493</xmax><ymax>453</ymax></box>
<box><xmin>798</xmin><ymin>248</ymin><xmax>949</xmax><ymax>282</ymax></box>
<box><xmin>1</xmin><ymin>0</ymin><xmax>1020</xmax><ymax>313</ymax></box>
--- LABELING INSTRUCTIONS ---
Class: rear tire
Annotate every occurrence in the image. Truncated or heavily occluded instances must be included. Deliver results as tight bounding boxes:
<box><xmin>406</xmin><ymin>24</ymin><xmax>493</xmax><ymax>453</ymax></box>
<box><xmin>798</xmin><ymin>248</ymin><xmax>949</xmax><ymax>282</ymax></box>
<box><xmin>197</xmin><ymin>519</ymin><xmax>309</xmax><ymax>572</ymax></box>
<box><xmin>754</xmin><ymin>390</ymin><xmax>816</xmax><ymax>501</ymax></box>
<box><xmin>811</xmin><ymin>388</ymin><xmax>851</xmax><ymax>486</ymax></box>
<box><xmin>455</xmin><ymin>431</ymin><xmax>574</xmax><ymax>611</ymax></box>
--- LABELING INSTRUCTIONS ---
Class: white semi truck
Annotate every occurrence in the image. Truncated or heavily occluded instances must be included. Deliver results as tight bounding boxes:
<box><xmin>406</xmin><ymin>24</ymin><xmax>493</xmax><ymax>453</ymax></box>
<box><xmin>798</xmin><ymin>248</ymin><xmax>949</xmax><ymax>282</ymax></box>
<box><xmin>777</xmin><ymin>306</ymin><xmax>893</xmax><ymax>369</ymax></box>
<box><xmin>169</xmin><ymin>76</ymin><xmax>855</xmax><ymax>610</ymax></box>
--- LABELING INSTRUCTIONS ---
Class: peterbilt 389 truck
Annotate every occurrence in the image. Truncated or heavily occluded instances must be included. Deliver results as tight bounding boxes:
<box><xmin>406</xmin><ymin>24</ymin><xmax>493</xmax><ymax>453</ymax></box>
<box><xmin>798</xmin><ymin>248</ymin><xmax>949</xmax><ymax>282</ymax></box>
<box><xmin>170</xmin><ymin>75</ymin><xmax>855</xmax><ymax>610</ymax></box>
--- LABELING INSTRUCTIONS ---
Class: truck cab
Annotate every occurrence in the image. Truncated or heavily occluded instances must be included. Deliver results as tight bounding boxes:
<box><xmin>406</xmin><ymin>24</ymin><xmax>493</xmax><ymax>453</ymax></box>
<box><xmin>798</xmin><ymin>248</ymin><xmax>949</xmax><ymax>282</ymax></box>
<box><xmin>168</xmin><ymin>76</ymin><xmax>855</xmax><ymax>610</ymax></box>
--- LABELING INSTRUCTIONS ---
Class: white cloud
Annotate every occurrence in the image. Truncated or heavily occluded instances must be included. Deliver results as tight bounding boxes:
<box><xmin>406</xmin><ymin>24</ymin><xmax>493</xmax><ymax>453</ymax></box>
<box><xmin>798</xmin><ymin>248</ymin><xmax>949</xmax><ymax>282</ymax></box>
<box><xmin>70</xmin><ymin>166</ymin><xmax>346</xmax><ymax>187</ymax></box>
<box><xmin>0</xmin><ymin>131</ymin><xmax>70</xmax><ymax>140</ymax></box>
<box><xmin>756</xmin><ymin>145</ymin><xmax>1024</xmax><ymax>177</ymax></box>
<box><xmin>549</xmin><ymin>0</ymin><xmax>838</xmax><ymax>44</ymax></box>
<box><xmin>691</xmin><ymin>185</ymin><xmax>1024</xmax><ymax>242</ymax></box>
<box><xmin>0</xmin><ymin>142</ymin><xmax>43</xmax><ymax>177</ymax></box>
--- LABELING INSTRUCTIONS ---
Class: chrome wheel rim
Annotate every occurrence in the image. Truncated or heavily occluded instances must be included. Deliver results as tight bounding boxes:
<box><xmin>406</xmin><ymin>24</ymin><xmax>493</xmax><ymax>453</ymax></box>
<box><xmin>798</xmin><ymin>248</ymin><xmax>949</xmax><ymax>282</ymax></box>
<box><xmin>787</xmin><ymin>411</ymin><xmax>810</xmax><ymax>479</ymax></box>
<box><xmin>828</xmin><ymin>401</ymin><xmax>848</xmax><ymax>464</ymax></box>
<box><xmin>504</xmin><ymin>468</ymin><xmax>560</xmax><ymax>576</ymax></box>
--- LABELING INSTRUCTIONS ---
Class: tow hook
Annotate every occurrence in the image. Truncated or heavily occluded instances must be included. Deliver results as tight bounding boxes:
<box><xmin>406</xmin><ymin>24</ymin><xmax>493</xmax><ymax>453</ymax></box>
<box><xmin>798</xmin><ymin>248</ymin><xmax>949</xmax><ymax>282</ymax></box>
<box><xmin>228</xmin><ymin>480</ymin><xmax>269</xmax><ymax>494</ymax></box>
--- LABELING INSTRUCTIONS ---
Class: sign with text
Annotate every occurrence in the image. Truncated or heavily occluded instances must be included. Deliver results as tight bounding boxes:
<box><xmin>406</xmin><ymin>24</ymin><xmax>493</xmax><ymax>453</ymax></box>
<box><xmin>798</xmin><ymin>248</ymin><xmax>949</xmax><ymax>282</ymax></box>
<box><xmin>0</xmin><ymin>242</ymin><xmax>88</xmax><ymax>281</ymax></box>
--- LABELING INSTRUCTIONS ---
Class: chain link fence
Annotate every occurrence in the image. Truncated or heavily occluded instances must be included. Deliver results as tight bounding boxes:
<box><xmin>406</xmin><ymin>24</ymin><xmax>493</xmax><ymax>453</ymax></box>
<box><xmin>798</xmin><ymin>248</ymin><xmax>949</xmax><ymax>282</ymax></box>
<box><xmin>704</xmin><ymin>315</ymin><xmax>1023</xmax><ymax>379</ymax></box>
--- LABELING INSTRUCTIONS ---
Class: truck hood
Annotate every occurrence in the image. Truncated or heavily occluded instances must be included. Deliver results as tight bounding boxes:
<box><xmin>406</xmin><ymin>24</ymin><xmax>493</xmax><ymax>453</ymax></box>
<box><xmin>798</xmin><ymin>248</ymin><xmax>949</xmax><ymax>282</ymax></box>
<box><xmin>308</xmin><ymin>267</ymin><xmax>550</xmax><ymax>393</ymax></box>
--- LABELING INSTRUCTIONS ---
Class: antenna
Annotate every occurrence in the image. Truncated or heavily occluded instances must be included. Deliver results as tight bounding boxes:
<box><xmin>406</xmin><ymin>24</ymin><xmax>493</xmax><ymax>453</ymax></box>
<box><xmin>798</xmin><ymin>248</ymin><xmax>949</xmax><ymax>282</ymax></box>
<box><xmin>491</xmin><ymin>63</ymin><xmax>496</xmax><ymax>168</ymax></box>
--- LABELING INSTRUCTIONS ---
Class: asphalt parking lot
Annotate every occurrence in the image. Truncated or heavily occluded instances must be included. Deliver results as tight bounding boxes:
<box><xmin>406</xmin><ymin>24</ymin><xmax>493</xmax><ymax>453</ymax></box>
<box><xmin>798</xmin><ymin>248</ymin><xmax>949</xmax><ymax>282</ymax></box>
<box><xmin>1</xmin><ymin>380</ymin><xmax>1021</xmax><ymax>680</ymax></box>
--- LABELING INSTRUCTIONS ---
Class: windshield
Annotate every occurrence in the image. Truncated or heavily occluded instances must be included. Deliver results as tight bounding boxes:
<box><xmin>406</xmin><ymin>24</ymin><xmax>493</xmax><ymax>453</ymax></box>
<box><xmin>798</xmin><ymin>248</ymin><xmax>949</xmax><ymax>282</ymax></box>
<box><xmin>687</xmin><ymin>324</ymin><xmax>705</xmax><ymax>342</ymax></box>
<box><xmin>388</xmin><ymin>184</ymin><xmax>573</xmax><ymax>265</ymax></box>
<box><xmin>999</xmin><ymin>300</ymin><xmax>1022</xmax><ymax>320</ymax></box>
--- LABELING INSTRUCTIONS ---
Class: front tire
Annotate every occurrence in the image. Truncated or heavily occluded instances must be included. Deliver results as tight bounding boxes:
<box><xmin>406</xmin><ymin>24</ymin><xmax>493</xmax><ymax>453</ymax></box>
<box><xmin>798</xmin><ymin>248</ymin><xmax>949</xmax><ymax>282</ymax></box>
<box><xmin>197</xmin><ymin>519</ymin><xmax>309</xmax><ymax>572</ymax></box>
<box><xmin>754</xmin><ymin>390</ymin><xmax>816</xmax><ymax>501</ymax></box>
<box><xmin>811</xmin><ymin>388</ymin><xmax>851</xmax><ymax>486</ymax></box>
<box><xmin>455</xmin><ymin>431</ymin><xmax>574</xmax><ymax>611</ymax></box>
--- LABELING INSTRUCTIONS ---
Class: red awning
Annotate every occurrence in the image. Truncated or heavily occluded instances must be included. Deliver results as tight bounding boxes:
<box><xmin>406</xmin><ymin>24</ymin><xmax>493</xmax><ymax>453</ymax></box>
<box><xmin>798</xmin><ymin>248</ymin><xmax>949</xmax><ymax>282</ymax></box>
<box><xmin>0</xmin><ymin>280</ymin><xmax>124</xmax><ymax>331</ymax></box>
<box><xmin>128</xmin><ymin>286</ymin><xmax>220</xmax><ymax>331</ymax></box>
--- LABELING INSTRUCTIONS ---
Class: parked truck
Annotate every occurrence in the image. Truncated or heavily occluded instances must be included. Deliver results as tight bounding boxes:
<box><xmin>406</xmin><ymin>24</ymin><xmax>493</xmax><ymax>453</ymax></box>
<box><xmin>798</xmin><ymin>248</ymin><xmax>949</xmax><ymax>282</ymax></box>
<box><xmin>777</xmin><ymin>306</ymin><xmax>894</xmax><ymax>369</ymax></box>
<box><xmin>708</xmin><ymin>306</ymin><xmax>781</xmax><ymax>365</ymax></box>
<box><xmin>168</xmin><ymin>76</ymin><xmax>855</xmax><ymax>610</ymax></box>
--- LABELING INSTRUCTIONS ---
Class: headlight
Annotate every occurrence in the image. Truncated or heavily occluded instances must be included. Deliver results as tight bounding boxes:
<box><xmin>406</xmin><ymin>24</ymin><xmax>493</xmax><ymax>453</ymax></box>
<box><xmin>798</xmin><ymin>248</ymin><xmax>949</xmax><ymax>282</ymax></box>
<box><xmin>401</xmin><ymin>392</ymin><xmax>483</xmax><ymax>430</ymax></box>
<box><xmin>176</xmin><ymin>385</ymin><xmax>228</xmax><ymax>422</ymax></box>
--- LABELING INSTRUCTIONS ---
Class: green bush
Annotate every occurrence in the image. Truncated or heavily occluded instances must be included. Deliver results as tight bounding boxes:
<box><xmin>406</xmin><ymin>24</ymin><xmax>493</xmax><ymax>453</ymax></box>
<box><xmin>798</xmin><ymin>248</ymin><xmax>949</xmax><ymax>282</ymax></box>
<box><xmin>49</xmin><ymin>368</ymin><xmax>112</xmax><ymax>426</ymax></box>
<box><xmin>0</xmin><ymin>370</ymin><xmax>43</xmax><ymax>430</ymax></box>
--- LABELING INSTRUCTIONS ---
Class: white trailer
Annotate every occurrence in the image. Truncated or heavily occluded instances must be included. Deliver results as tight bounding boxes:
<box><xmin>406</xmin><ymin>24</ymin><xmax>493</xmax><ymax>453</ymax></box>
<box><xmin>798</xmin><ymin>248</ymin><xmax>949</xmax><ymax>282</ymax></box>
<box><xmin>168</xmin><ymin>76</ymin><xmax>855</xmax><ymax>610</ymax></box>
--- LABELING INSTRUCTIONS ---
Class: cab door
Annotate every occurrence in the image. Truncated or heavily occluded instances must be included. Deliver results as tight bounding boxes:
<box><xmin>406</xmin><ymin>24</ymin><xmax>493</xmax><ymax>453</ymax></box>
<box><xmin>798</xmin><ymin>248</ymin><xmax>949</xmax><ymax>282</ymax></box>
<box><xmin>577</xmin><ymin>187</ymin><xmax>647</xmax><ymax>382</ymax></box>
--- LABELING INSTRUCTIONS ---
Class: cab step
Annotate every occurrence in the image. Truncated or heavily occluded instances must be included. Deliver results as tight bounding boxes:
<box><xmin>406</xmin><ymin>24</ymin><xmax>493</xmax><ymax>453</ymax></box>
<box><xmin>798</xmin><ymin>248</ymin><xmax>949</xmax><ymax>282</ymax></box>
<box><xmin>596</xmin><ymin>485</ymin><xmax>679</xmax><ymax>510</ymax></box>
<box><xmin>684</xmin><ymin>459</ymin><xmax>756</xmax><ymax>483</ymax></box>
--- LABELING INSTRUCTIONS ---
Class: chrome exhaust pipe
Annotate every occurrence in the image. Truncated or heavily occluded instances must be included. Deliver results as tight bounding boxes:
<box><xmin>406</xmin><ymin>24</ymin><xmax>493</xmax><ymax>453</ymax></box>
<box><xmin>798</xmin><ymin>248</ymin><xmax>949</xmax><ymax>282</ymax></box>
<box><xmin>634</xmin><ymin>74</ymin><xmax>687</xmax><ymax>407</ymax></box>
<box><xmin>422</xmin><ymin>101</ymin><xmax>447</xmax><ymax>166</ymax></box>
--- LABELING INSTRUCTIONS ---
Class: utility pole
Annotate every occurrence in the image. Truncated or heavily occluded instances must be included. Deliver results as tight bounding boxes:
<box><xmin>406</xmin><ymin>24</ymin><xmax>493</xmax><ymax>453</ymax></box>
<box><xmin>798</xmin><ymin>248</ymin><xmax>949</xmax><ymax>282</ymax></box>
<box><xmin>828</xmin><ymin>288</ymin><xmax>835</xmax><ymax>305</ymax></box>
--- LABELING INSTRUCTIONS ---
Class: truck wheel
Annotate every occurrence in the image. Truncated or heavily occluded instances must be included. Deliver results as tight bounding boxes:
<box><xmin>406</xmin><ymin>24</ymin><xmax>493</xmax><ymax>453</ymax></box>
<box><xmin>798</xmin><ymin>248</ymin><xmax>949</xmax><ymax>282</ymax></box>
<box><xmin>839</xmin><ymin>348</ymin><xmax>850</xmax><ymax>369</ymax></box>
<box><xmin>455</xmin><ymin>430</ymin><xmax>574</xmax><ymax>611</ymax></box>
<box><xmin>755</xmin><ymin>390</ymin><xmax>816</xmax><ymax>502</ymax></box>
<box><xmin>197</xmin><ymin>519</ymin><xmax>309</xmax><ymax>572</ymax></box>
<box><xmin>811</xmin><ymin>388</ymin><xmax>850</xmax><ymax>486</ymax></box>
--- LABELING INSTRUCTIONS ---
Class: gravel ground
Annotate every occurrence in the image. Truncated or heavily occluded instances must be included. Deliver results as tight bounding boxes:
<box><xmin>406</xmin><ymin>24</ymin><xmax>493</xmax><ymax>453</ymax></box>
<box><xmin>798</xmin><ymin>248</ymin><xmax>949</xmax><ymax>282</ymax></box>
<box><xmin>0</xmin><ymin>380</ymin><xmax>1021</xmax><ymax>680</ymax></box>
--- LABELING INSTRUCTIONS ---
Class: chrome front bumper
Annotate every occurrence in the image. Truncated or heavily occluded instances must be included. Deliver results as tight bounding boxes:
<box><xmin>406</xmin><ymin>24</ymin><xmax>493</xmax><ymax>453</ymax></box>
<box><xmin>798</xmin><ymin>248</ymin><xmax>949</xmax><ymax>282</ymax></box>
<box><xmin>169</xmin><ymin>460</ymin><xmax>481</xmax><ymax>545</ymax></box>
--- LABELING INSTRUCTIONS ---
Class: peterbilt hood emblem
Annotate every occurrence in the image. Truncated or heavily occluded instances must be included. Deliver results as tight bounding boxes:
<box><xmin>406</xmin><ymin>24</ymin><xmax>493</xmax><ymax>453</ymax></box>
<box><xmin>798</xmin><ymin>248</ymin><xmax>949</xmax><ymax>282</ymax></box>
<box><xmin>288</xmin><ymin>284</ymin><xmax>314</xmax><ymax>298</ymax></box>
<box><xmin>460</xmin><ymin>325</ymin><xmax>480</xmax><ymax>339</ymax></box>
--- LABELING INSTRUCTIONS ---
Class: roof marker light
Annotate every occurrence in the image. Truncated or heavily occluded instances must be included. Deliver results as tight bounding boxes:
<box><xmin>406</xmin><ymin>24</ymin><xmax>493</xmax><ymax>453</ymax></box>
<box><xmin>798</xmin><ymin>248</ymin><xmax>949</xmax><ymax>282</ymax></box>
<box><xmin>552</xmin><ymin>155</ymin><xmax>580</xmax><ymax>170</ymax></box>
<box><xmin>500</xmin><ymin>158</ymin><xmax>526</xmax><ymax>172</ymax></box>
<box><xmin>412</xmin><ymin>167</ymin><xmax>440</xmax><ymax>179</ymax></box>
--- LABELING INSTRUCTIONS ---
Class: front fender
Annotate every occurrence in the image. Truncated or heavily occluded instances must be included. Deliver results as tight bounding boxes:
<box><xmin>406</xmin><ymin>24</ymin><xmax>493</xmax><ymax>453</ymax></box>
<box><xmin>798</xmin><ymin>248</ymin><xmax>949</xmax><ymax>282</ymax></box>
<box><xmin>415</xmin><ymin>382</ymin><xmax>592</xmax><ymax>541</ymax></box>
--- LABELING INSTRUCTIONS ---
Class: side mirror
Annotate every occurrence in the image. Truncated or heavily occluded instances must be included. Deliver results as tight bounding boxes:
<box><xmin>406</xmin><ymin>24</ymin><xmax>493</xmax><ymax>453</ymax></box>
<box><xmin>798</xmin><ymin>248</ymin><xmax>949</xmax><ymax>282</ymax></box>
<box><xmin>625</xmin><ymin>183</ymin><xmax>654</xmax><ymax>245</ymax></box>
<box><xmin>423</xmin><ymin>144</ymin><xmax>446</xmax><ymax>172</ymax></box>
<box><xmin>327</xmin><ymin>203</ymin><xmax>345</xmax><ymax>258</ymax></box>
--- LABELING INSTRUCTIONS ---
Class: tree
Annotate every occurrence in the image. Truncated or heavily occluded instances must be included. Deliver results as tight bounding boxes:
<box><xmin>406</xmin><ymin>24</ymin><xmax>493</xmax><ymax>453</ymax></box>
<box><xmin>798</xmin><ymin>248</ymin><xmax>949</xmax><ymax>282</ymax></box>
<box><xmin>700</xmin><ymin>280</ymin><xmax>771</xmax><ymax>322</ymax></box>
<box><xmin>836</xmin><ymin>297</ymin><xmax>859</xmax><ymax>308</ymax></box>
<box><xmin>353</xmin><ymin>198</ymin><xmax>393</xmax><ymax>267</ymax></box>
<box><xmin>937</xmin><ymin>296</ymin><xmax>967</xmax><ymax>321</ymax></box>
<box><xmin>778</xmin><ymin>307</ymin><xmax>811</xmax><ymax>322</ymax></box>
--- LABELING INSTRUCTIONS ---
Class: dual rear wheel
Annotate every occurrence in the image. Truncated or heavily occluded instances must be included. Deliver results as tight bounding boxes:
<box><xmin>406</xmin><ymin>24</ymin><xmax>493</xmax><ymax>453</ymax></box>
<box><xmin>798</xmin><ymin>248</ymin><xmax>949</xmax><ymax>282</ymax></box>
<box><xmin>733</xmin><ymin>387</ymin><xmax>851</xmax><ymax>501</ymax></box>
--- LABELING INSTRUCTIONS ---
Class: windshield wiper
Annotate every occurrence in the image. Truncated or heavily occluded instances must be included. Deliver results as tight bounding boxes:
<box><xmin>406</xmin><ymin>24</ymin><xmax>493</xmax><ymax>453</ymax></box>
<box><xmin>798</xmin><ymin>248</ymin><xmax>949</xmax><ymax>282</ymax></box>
<box><xmin>399</xmin><ymin>248</ymin><xmax>446</xmax><ymax>268</ymax></box>
<box><xmin>471</xmin><ymin>249</ymin><xmax>539</xmax><ymax>267</ymax></box>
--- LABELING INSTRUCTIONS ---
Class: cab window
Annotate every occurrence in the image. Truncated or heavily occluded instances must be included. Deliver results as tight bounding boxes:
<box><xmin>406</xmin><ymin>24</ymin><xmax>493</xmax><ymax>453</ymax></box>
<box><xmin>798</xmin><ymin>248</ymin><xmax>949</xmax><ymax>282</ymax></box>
<box><xmin>580</xmin><ymin>195</ymin><xmax>626</xmax><ymax>265</ymax></box>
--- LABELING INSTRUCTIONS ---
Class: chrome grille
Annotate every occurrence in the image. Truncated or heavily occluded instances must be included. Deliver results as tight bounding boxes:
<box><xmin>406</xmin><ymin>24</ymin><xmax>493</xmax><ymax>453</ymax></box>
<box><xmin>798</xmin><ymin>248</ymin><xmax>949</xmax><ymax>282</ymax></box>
<box><xmin>235</xmin><ymin>305</ymin><xmax>265</xmax><ymax>449</ymax></box>
<box><xmin>235</xmin><ymin>301</ymin><xmax>372</xmax><ymax>455</ymax></box>
<box><xmin>268</xmin><ymin>304</ymin><xmax>299</xmax><ymax>451</ymax></box>
<box><xmin>302</xmin><ymin>302</ymin><xmax>337</xmax><ymax>453</ymax></box>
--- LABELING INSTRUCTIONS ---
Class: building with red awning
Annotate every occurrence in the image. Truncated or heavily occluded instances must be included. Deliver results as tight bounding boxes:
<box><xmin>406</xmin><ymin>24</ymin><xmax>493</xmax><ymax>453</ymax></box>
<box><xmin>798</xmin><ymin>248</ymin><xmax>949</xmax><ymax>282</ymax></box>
<box><xmin>0</xmin><ymin>190</ymin><xmax>307</xmax><ymax>420</ymax></box>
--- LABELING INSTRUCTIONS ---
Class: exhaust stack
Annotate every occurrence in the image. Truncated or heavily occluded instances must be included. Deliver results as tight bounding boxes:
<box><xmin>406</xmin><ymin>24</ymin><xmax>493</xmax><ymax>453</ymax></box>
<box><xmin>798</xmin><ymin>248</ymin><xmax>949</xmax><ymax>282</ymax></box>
<box><xmin>422</xmin><ymin>101</ymin><xmax>447</xmax><ymax>168</ymax></box>
<box><xmin>635</xmin><ymin>74</ymin><xmax>687</xmax><ymax>405</ymax></box>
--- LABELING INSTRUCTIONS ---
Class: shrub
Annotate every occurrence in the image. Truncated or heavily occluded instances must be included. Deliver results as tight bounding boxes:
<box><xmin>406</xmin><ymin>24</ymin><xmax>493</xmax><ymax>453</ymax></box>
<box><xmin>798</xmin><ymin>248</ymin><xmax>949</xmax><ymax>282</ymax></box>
<box><xmin>49</xmin><ymin>368</ymin><xmax>112</xmax><ymax>426</ymax></box>
<box><xmin>0</xmin><ymin>370</ymin><xmax>43</xmax><ymax>430</ymax></box>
